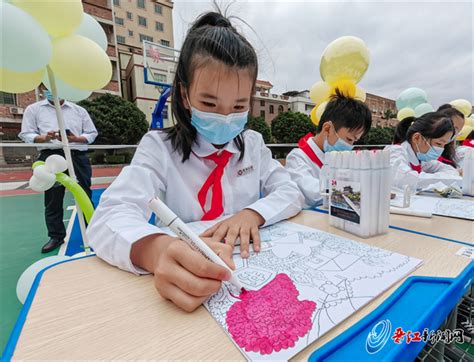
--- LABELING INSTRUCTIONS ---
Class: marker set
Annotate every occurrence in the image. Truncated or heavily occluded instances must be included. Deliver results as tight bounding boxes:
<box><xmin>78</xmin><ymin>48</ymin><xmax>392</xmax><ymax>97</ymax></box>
<box><xmin>327</xmin><ymin>149</ymin><xmax>392</xmax><ymax>238</ymax></box>
<box><xmin>462</xmin><ymin>148</ymin><xmax>474</xmax><ymax>196</ymax></box>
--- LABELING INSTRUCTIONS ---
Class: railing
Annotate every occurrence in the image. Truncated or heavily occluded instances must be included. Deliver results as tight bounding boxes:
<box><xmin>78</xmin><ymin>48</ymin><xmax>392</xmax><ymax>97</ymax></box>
<box><xmin>0</xmin><ymin>142</ymin><xmax>389</xmax><ymax>168</ymax></box>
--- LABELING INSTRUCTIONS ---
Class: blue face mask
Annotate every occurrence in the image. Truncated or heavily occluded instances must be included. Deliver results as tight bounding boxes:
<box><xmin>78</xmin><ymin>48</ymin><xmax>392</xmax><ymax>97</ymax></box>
<box><xmin>415</xmin><ymin>136</ymin><xmax>444</xmax><ymax>162</ymax></box>
<box><xmin>189</xmin><ymin>105</ymin><xmax>248</xmax><ymax>145</ymax></box>
<box><xmin>323</xmin><ymin>127</ymin><xmax>354</xmax><ymax>152</ymax></box>
<box><xmin>44</xmin><ymin>91</ymin><xmax>54</xmax><ymax>102</ymax></box>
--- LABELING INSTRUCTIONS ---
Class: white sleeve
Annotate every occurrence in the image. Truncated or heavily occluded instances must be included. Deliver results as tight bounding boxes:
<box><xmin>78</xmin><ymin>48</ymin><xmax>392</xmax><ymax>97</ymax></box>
<box><xmin>285</xmin><ymin>149</ymin><xmax>322</xmax><ymax>208</ymax></box>
<box><xmin>388</xmin><ymin>145</ymin><xmax>420</xmax><ymax>191</ymax></box>
<box><xmin>86</xmin><ymin>133</ymin><xmax>171</xmax><ymax>275</ymax></box>
<box><xmin>418</xmin><ymin>160</ymin><xmax>462</xmax><ymax>188</ymax></box>
<box><xmin>246</xmin><ymin>134</ymin><xmax>304</xmax><ymax>226</ymax></box>
<box><xmin>79</xmin><ymin>106</ymin><xmax>98</xmax><ymax>144</ymax></box>
<box><xmin>456</xmin><ymin>146</ymin><xmax>468</xmax><ymax>168</ymax></box>
<box><xmin>18</xmin><ymin>105</ymin><xmax>39</xmax><ymax>143</ymax></box>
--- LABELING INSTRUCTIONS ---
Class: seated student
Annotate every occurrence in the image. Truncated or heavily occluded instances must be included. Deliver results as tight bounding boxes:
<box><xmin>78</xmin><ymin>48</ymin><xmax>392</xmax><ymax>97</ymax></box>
<box><xmin>386</xmin><ymin>112</ymin><xmax>461</xmax><ymax>191</ymax></box>
<box><xmin>285</xmin><ymin>91</ymin><xmax>372</xmax><ymax>208</ymax></box>
<box><xmin>86</xmin><ymin>12</ymin><xmax>304</xmax><ymax>312</ymax></box>
<box><xmin>457</xmin><ymin>130</ymin><xmax>474</xmax><ymax>169</ymax></box>
<box><xmin>436</xmin><ymin>104</ymin><xmax>465</xmax><ymax>170</ymax></box>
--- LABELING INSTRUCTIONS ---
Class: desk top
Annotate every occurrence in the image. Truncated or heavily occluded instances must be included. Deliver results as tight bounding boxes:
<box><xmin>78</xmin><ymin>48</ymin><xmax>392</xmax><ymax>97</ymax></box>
<box><xmin>12</xmin><ymin>211</ymin><xmax>472</xmax><ymax>360</ymax></box>
<box><xmin>389</xmin><ymin>213</ymin><xmax>473</xmax><ymax>244</ymax></box>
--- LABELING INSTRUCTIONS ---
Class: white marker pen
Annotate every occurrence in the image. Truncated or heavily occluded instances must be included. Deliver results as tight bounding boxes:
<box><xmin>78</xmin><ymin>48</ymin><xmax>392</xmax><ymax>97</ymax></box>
<box><xmin>148</xmin><ymin>197</ymin><xmax>244</xmax><ymax>291</ymax></box>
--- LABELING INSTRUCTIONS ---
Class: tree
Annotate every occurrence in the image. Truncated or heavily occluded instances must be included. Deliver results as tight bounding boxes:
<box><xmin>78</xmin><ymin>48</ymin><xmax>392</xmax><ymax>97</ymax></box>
<box><xmin>382</xmin><ymin>109</ymin><xmax>397</xmax><ymax>120</ymax></box>
<box><xmin>78</xmin><ymin>93</ymin><xmax>148</xmax><ymax>145</ymax></box>
<box><xmin>359</xmin><ymin>127</ymin><xmax>395</xmax><ymax>145</ymax></box>
<box><xmin>246</xmin><ymin>116</ymin><xmax>272</xmax><ymax>143</ymax></box>
<box><xmin>271</xmin><ymin>111</ymin><xmax>317</xmax><ymax>143</ymax></box>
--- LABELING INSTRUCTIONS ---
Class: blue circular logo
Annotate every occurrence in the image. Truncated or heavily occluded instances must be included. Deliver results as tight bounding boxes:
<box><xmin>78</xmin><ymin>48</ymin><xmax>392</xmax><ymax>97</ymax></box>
<box><xmin>365</xmin><ymin>320</ymin><xmax>392</xmax><ymax>354</ymax></box>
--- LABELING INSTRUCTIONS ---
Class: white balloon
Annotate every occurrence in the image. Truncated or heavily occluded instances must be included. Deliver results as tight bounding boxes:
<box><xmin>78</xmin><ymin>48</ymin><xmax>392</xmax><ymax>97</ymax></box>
<box><xmin>45</xmin><ymin>154</ymin><xmax>68</xmax><ymax>173</ymax></box>
<box><xmin>16</xmin><ymin>256</ymin><xmax>70</xmax><ymax>304</ymax></box>
<box><xmin>75</xmin><ymin>13</ymin><xmax>108</xmax><ymax>51</ymax></box>
<box><xmin>0</xmin><ymin>3</ymin><xmax>52</xmax><ymax>72</ymax></box>
<box><xmin>43</xmin><ymin>74</ymin><xmax>92</xmax><ymax>102</ymax></box>
<box><xmin>33</xmin><ymin>165</ymin><xmax>56</xmax><ymax>183</ymax></box>
<box><xmin>29</xmin><ymin>175</ymin><xmax>55</xmax><ymax>192</ymax></box>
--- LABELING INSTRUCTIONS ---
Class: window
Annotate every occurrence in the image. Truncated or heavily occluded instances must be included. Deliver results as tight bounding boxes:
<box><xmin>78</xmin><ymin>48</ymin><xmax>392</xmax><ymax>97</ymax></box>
<box><xmin>278</xmin><ymin>105</ymin><xmax>284</xmax><ymax>113</ymax></box>
<box><xmin>305</xmin><ymin>104</ymin><xmax>313</xmax><ymax>111</ymax></box>
<box><xmin>128</xmin><ymin>30</ymin><xmax>133</xmax><ymax>37</ymax></box>
<box><xmin>0</xmin><ymin>92</ymin><xmax>16</xmax><ymax>105</ymax></box>
<box><xmin>139</xmin><ymin>34</ymin><xmax>153</xmax><ymax>42</ymax></box>
<box><xmin>155</xmin><ymin>21</ymin><xmax>164</xmax><ymax>32</ymax></box>
<box><xmin>126</xmin><ymin>11</ymin><xmax>132</xmax><ymax>20</ymax></box>
<box><xmin>115</xmin><ymin>17</ymin><xmax>124</xmax><ymax>26</ymax></box>
<box><xmin>260</xmin><ymin>100</ymin><xmax>265</xmax><ymax>106</ymax></box>
<box><xmin>154</xmin><ymin>3</ymin><xmax>162</xmax><ymax>14</ymax></box>
<box><xmin>153</xmin><ymin>73</ymin><xmax>167</xmax><ymax>83</ymax></box>
<box><xmin>137</xmin><ymin>0</ymin><xmax>145</xmax><ymax>9</ymax></box>
<box><xmin>113</xmin><ymin>0</ymin><xmax>120</xmax><ymax>6</ymax></box>
<box><xmin>138</xmin><ymin>16</ymin><xmax>147</xmax><ymax>27</ymax></box>
<box><xmin>260</xmin><ymin>110</ymin><xmax>265</xmax><ymax>118</ymax></box>
<box><xmin>160</xmin><ymin>39</ymin><xmax>170</xmax><ymax>47</ymax></box>
<box><xmin>269</xmin><ymin>105</ymin><xmax>274</xmax><ymax>114</ymax></box>
<box><xmin>117</xmin><ymin>35</ymin><xmax>126</xmax><ymax>44</ymax></box>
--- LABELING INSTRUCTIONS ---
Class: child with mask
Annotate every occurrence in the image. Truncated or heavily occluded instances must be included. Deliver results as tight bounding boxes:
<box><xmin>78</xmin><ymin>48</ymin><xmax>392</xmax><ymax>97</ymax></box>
<box><xmin>387</xmin><ymin>112</ymin><xmax>461</xmax><ymax>191</ymax></box>
<box><xmin>285</xmin><ymin>91</ymin><xmax>372</xmax><ymax>208</ymax></box>
<box><xmin>86</xmin><ymin>12</ymin><xmax>303</xmax><ymax>312</ymax></box>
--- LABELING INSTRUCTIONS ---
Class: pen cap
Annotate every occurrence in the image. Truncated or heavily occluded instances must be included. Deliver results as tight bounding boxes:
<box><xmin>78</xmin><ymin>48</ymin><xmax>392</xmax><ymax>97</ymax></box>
<box><xmin>148</xmin><ymin>197</ymin><xmax>177</xmax><ymax>226</ymax></box>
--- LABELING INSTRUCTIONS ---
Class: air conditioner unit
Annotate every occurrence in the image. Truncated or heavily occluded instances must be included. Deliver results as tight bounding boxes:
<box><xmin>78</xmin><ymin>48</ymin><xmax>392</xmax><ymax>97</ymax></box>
<box><xmin>9</xmin><ymin>107</ymin><xmax>24</xmax><ymax>115</ymax></box>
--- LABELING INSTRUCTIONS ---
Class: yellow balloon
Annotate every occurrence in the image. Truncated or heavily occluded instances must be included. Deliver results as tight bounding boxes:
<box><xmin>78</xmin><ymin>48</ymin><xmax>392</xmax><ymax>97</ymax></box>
<box><xmin>310</xmin><ymin>105</ymin><xmax>319</xmax><ymax>125</ymax></box>
<box><xmin>320</xmin><ymin>36</ymin><xmax>370</xmax><ymax>84</ymax></box>
<box><xmin>0</xmin><ymin>67</ymin><xmax>44</xmax><ymax>93</ymax></box>
<box><xmin>309</xmin><ymin>81</ymin><xmax>331</xmax><ymax>105</ymax></box>
<box><xmin>355</xmin><ymin>86</ymin><xmax>366</xmax><ymax>102</ymax></box>
<box><xmin>465</xmin><ymin>116</ymin><xmax>474</xmax><ymax>128</ymax></box>
<box><xmin>397</xmin><ymin>107</ymin><xmax>415</xmax><ymax>121</ymax></box>
<box><xmin>315</xmin><ymin>101</ymin><xmax>328</xmax><ymax>124</ymax></box>
<box><xmin>457</xmin><ymin>125</ymin><xmax>473</xmax><ymax>141</ymax></box>
<box><xmin>450</xmin><ymin>99</ymin><xmax>472</xmax><ymax>117</ymax></box>
<box><xmin>330</xmin><ymin>79</ymin><xmax>356</xmax><ymax>98</ymax></box>
<box><xmin>49</xmin><ymin>35</ymin><xmax>112</xmax><ymax>91</ymax></box>
<box><xmin>12</xmin><ymin>0</ymin><xmax>83</xmax><ymax>38</ymax></box>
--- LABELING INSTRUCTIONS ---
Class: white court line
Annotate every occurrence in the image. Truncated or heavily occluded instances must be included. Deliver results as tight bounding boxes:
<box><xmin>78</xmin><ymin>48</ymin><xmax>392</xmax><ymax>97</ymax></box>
<box><xmin>58</xmin><ymin>206</ymin><xmax>77</xmax><ymax>256</ymax></box>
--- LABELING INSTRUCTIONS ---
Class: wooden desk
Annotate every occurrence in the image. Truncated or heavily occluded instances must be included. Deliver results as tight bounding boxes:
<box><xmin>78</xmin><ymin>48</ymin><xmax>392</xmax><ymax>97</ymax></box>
<box><xmin>389</xmin><ymin>213</ymin><xmax>473</xmax><ymax>245</ymax></box>
<box><xmin>11</xmin><ymin>211</ymin><xmax>472</xmax><ymax>360</ymax></box>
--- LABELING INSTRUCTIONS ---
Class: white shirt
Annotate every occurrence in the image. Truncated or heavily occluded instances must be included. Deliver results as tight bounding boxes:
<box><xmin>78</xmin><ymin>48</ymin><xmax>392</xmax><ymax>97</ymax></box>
<box><xmin>285</xmin><ymin>137</ymin><xmax>325</xmax><ymax>208</ymax></box>
<box><xmin>385</xmin><ymin>141</ymin><xmax>461</xmax><ymax>190</ymax></box>
<box><xmin>86</xmin><ymin>130</ymin><xmax>304</xmax><ymax>274</ymax></box>
<box><xmin>18</xmin><ymin>99</ymin><xmax>98</xmax><ymax>151</ymax></box>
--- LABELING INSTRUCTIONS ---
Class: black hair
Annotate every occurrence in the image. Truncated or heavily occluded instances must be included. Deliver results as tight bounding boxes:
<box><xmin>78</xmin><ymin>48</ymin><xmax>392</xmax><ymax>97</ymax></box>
<box><xmin>437</xmin><ymin>104</ymin><xmax>464</xmax><ymax>120</ymax></box>
<box><xmin>316</xmin><ymin>89</ymin><xmax>372</xmax><ymax>137</ymax></box>
<box><xmin>435</xmin><ymin>105</ymin><xmax>464</xmax><ymax>168</ymax></box>
<box><xmin>393</xmin><ymin>112</ymin><xmax>455</xmax><ymax>144</ymax></box>
<box><xmin>165</xmin><ymin>11</ymin><xmax>258</xmax><ymax>162</ymax></box>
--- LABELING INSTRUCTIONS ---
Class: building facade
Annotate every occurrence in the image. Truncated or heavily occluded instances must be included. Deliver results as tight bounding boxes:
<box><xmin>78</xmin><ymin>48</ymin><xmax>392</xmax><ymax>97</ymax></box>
<box><xmin>365</xmin><ymin>93</ymin><xmax>397</xmax><ymax>127</ymax></box>
<box><xmin>251</xmin><ymin>80</ymin><xmax>290</xmax><ymax>126</ymax></box>
<box><xmin>113</xmin><ymin>0</ymin><xmax>175</xmax><ymax>126</ymax></box>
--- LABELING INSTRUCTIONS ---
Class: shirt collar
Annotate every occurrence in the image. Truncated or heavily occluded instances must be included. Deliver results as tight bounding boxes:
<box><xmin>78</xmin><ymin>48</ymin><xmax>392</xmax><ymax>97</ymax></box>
<box><xmin>402</xmin><ymin>141</ymin><xmax>420</xmax><ymax>165</ymax></box>
<box><xmin>192</xmin><ymin>132</ymin><xmax>240</xmax><ymax>158</ymax></box>
<box><xmin>307</xmin><ymin>137</ymin><xmax>325</xmax><ymax>162</ymax></box>
<box><xmin>39</xmin><ymin>99</ymin><xmax>71</xmax><ymax>108</ymax></box>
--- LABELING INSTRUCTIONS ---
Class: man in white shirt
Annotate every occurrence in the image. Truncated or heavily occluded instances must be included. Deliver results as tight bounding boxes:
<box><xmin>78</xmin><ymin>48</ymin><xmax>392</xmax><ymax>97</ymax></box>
<box><xmin>19</xmin><ymin>91</ymin><xmax>98</xmax><ymax>253</ymax></box>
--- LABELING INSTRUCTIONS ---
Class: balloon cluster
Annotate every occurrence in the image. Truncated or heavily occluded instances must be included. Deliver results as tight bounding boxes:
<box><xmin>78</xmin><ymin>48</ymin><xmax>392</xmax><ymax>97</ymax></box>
<box><xmin>395</xmin><ymin>88</ymin><xmax>434</xmax><ymax>121</ymax></box>
<box><xmin>450</xmin><ymin>99</ymin><xmax>473</xmax><ymax>141</ymax></box>
<box><xmin>29</xmin><ymin>155</ymin><xmax>94</xmax><ymax>222</ymax></box>
<box><xmin>309</xmin><ymin>36</ymin><xmax>370</xmax><ymax>126</ymax></box>
<box><xmin>1</xmin><ymin>0</ymin><xmax>111</xmax><ymax>101</ymax></box>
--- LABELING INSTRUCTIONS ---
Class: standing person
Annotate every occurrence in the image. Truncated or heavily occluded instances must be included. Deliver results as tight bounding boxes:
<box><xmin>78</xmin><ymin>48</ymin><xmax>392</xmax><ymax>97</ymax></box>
<box><xmin>19</xmin><ymin>91</ymin><xmax>98</xmax><ymax>253</ymax></box>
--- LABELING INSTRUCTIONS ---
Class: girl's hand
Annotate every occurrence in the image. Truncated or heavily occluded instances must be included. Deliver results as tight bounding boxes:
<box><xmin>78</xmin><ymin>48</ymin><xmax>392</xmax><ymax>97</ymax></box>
<box><xmin>200</xmin><ymin>209</ymin><xmax>265</xmax><ymax>258</ymax></box>
<box><xmin>131</xmin><ymin>234</ymin><xmax>235</xmax><ymax>312</ymax></box>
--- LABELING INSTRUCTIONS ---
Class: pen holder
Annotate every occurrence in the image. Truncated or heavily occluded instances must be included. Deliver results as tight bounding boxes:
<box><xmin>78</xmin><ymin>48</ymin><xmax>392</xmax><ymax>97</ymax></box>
<box><xmin>327</xmin><ymin>150</ymin><xmax>391</xmax><ymax>238</ymax></box>
<box><xmin>462</xmin><ymin>148</ymin><xmax>474</xmax><ymax>196</ymax></box>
